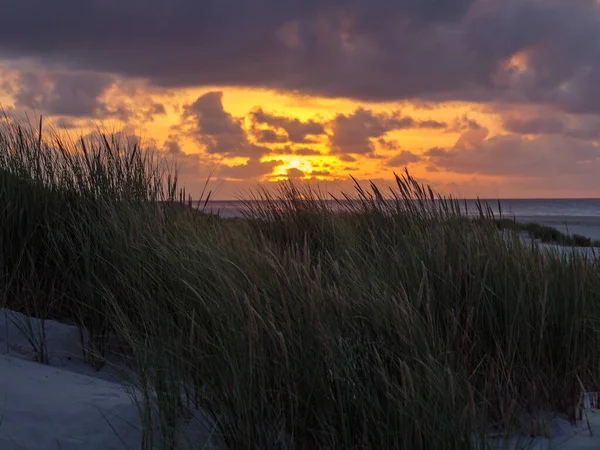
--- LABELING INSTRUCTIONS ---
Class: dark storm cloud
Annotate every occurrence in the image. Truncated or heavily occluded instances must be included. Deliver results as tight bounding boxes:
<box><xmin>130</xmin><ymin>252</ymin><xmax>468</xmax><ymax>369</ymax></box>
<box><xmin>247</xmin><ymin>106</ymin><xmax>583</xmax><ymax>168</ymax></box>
<box><xmin>249</xmin><ymin>108</ymin><xmax>326</xmax><ymax>143</ymax></box>
<box><xmin>456</xmin><ymin>0</ymin><xmax>600</xmax><ymax>113</ymax></box>
<box><xmin>3</xmin><ymin>0</ymin><xmax>600</xmax><ymax>113</ymax></box>
<box><xmin>0</xmin><ymin>0</ymin><xmax>473</xmax><ymax>70</ymax></box>
<box><xmin>184</xmin><ymin>91</ymin><xmax>269</xmax><ymax>157</ymax></box>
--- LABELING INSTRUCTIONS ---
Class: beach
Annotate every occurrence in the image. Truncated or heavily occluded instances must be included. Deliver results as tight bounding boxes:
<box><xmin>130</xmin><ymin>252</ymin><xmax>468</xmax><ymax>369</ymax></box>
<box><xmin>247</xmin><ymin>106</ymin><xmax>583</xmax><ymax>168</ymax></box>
<box><xmin>515</xmin><ymin>215</ymin><xmax>600</xmax><ymax>242</ymax></box>
<box><xmin>0</xmin><ymin>309</ymin><xmax>225</xmax><ymax>450</ymax></box>
<box><xmin>3</xmin><ymin>127</ymin><xmax>600</xmax><ymax>449</ymax></box>
<box><xmin>1</xmin><ymin>308</ymin><xmax>600</xmax><ymax>450</ymax></box>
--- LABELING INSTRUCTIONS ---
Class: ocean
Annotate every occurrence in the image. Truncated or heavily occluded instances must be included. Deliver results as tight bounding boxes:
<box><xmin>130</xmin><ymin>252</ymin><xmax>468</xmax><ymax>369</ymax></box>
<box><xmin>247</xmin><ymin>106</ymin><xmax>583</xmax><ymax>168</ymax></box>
<box><xmin>200</xmin><ymin>199</ymin><xmax>600</xmax><ymax>241</ymax></box>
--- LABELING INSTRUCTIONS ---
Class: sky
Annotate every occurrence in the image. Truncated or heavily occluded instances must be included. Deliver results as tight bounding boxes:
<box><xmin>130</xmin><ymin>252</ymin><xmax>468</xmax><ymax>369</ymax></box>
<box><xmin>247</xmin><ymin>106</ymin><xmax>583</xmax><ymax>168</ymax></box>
<box><xmin>1</xmin><ymin>0</ymin><xmax>600</xmax><ymax>199</ymax></box>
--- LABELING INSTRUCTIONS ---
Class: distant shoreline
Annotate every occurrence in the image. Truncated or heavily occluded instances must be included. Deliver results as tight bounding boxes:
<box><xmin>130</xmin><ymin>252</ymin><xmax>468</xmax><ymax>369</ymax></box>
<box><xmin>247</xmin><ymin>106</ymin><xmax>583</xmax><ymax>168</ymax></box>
<box><xmin>512</xmin><ymin>215</ymin><xmax>600</xmax><ymax>242</ymax></box>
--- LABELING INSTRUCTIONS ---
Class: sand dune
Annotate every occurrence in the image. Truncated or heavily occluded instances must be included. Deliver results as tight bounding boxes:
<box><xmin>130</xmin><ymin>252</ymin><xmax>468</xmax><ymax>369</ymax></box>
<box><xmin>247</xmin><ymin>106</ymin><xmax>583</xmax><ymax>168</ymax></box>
<box><xmin>1</xmin><ymin>305</ymin><xmax>599</xmax><ymax>449</ymax></box>
<box><xmin>0</xmin><ymin>310</ymin><xmax>225</xmax><ymax>450</ymax></box>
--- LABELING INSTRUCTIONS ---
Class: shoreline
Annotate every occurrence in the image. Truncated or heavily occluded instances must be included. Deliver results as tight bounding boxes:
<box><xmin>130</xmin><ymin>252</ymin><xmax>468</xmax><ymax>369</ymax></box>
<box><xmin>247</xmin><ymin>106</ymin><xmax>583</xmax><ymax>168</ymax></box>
<box><xmin>513</xmin><ymin>215</ymin><xmax>600</xmax><ymax>242</ymax></box>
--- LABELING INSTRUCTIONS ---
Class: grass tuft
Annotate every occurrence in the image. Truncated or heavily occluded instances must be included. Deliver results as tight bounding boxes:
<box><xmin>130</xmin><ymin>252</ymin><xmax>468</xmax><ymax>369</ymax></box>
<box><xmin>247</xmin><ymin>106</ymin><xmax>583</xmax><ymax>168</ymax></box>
<box><xmin>1</xmin><ymin>115</ymin><xmax>600</xmax><ymax>449</ymax></box>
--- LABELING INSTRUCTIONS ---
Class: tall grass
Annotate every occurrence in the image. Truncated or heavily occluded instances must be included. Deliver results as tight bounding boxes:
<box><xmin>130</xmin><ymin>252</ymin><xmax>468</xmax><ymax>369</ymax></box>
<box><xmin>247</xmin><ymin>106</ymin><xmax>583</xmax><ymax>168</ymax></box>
<box><xmin>0</xmin><ymin>116</ymin><xmax>180</xmax><ymax>363</ymax></box>
<box><xmin>1</xmin><ymin>116</ymin><xmax>600</xmax><ymax>449</ymax></box>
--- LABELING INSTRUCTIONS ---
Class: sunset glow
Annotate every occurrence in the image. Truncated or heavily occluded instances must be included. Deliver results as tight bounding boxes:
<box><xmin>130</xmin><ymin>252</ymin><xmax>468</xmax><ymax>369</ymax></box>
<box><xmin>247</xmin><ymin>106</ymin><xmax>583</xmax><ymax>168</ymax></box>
<box><xmin>1</xmin><ymin>0</ymin><xmax>600</xmax><ymax>199</ymax></box>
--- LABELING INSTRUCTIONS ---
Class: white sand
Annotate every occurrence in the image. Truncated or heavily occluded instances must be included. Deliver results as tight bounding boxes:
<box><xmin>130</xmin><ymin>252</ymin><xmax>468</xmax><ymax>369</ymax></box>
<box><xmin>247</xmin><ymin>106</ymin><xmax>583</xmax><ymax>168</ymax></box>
<box><xmin>0</xmin><ymin>309</ymin><xmax>226</xmax><ymax>450</ymax></box>
<box><xmin>2</xmin><ymin>308</ymin><xmax>600</xmax><ymax>449</ymax></box>
<box><xmin>0</xmin><ymin>355</ymin><xmax>143</xmax><ymax>449</ymax></box>
<box><xmin>494</xmin><ymin>405</ymin><xmax>600</xmax><ymax>449</ymax></box>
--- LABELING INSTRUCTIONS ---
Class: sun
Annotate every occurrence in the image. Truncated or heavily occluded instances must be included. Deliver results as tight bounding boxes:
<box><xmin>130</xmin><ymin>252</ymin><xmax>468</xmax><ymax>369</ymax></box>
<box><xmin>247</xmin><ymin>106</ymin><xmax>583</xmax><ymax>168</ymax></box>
<box><xmin>272</xmin><ymin>157</ymin><xmax>314</xmax><ymax>178</ymax></box>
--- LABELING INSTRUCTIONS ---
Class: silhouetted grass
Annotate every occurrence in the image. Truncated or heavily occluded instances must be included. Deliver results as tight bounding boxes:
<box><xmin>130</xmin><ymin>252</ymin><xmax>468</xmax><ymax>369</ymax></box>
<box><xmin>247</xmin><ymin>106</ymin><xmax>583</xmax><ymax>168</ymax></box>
<box><xmin>2</xmin><ymin>116</ymin><xmax>600</xmax><ymax>449</ymax></box>
<box><xmin>0</xmin><ymin>116</ymin><xmax>182</xmax><ymax>365</ymax></box>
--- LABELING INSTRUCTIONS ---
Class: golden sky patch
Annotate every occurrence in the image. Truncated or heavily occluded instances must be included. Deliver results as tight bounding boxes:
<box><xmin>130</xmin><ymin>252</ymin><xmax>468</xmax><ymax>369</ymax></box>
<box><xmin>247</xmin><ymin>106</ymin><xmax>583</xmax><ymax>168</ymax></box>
<box><xmin>7</xmin><ymin>69</ymin><xmax>589</xmax><ymax>199</ymax></box>
<box><xmin>97</xmin><ymin>86</ymin><xmax>507</xmax><ymax>192</ymax></box>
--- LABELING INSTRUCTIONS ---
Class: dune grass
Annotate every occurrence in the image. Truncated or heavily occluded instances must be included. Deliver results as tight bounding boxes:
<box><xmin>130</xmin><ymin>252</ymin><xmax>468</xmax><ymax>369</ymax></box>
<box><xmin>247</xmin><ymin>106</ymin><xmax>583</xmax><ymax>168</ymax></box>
<box><xmin>495</xmin><ymin>218</ymin><xmax>600</xmax><ymax>248</ymax></box>
<box><xmin>1</xmin><ymin>116</ymin><xmax>600</xmax><ymax>449</ymax></box>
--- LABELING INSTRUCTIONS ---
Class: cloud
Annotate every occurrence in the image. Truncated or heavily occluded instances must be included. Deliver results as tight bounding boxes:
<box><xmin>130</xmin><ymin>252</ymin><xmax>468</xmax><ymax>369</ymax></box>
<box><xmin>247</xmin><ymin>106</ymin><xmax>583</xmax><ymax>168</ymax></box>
<box><xmin>426</xmin><ymin>127</ymin><xmax>600</xmax><ymax>178</ymax></box>
<box><xmin>0</xmin><ymin>1</ymin><xmax>474</xmax><ymax>101</ymax></box>
<box><xmin>120</xmin><ymin>98</ymin><xmax>166</xmax><ymax>122</ymax></box>
<box><xmin>55</xmin><ymin>117</ymin><xmax>77</xmax><ymax>129</ymax></box>
<box><xmin>249</xmin><ymin>108</ymin><xmax>325</xmax><ymax>143</ymax></box>
<box><xmin>159</xmin><ymin>137</ymin><xmax>227</xmax><ymax>200</ymax></box>
<box><xmin>502</xmin><ymin>113</ymin><xmax>600</xmax><ymax>140</ymax></box>
<box><xmin>338</xmin><ymin>154</ymin><xmax>357</xmax><ymax>162</ymax></box>
<box><xmin>184</xmin><ymin>91</ymin><xmax>269</xmax><ymax>157</ymax></box>
<box><xmin>164</xmin><ymin>138</ymin><xmax>184</xmax><ymax>157</ymax></box>
<box><xmin>294</xmin><ymin>147</ymin><xmax>322</xmax><ymax>156</ymax></box>
<box><xmin>387</xmin><ymin>150</ymin><xmax>422</xmax><ymax>167</ymax></box>
<box><xmin>448</xmin><ymin>114</ymin><xmax>483</xmax><ymax>132</ymax></box>
<box><xmin>416</xmin><ymin>119</ymin><xmax>447</xmax><ymax>129</ymax></box>
<box><xmin>310</xmin><ymin>170</ymin><xmax>331</xmax><ymax>177</ymax></box>
<box><xmin>503</xmin><ymin>116</ymin><xmax>564</xmax><ymax>135</ymax></box>
<box><xmin>253</xmin><ymin>128</ymin><xmax>289</xmax><ymax>144</ymax></box>
<box><xmin>163</xmin><ymin>134</ymin><xmax>280</xmax><ymax>183</ymax></box>
<box><xmin>217</xmin><ymin>158</ymin><xmax>282</xmax><ymax>180</ymax></box>
<box><xmin>425</xmin><ymin>147</ymin><xmax>452</xmax><ymax>158</ymax></box>
<box><xmin>328</xmin><ymin>107</ymin><xmax>444</xmax><ymax>155</ymax></box>
<box><xmin>378</xmin><ymin>138</ymin><xmax>400</xmax><ymax>150</ymax></box>
<box><xmin>14</xmin><ymin>70</ymin><xmax>114</xmax><ymax>117</ymax></box>
<box><xmin>286</xmin><ymin>168</ymin><xmax>305</xmax><ymax>179</ymax></box>
<box><xmin>7</xmin><ymin>66</ymin><xmax>168</xmax><ymax>123</ymax></box>
<box><xmin>2</xmin><ymin>0</ymin><xmax>600</xmax><ymax>113</ymax></box>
